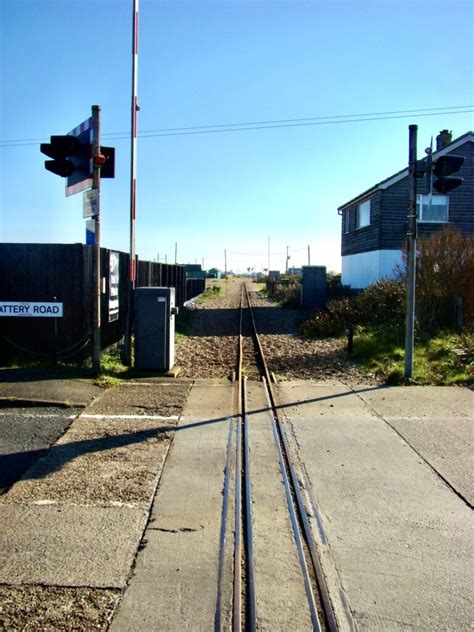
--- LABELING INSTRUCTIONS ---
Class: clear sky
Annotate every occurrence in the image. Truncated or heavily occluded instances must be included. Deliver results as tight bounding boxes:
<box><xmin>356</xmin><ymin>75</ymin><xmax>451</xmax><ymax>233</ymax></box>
<box><xmin>1</xmin><ymin>0</ymin><xmax>473</xmax><ymax>273</ymax></box>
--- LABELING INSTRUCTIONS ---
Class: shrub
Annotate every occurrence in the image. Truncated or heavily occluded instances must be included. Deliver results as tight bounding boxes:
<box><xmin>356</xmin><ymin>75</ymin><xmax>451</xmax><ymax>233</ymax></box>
<box><xmin>301</xmin><ymin>279</ymin><xmax>405</xmax><ymax>338</ymax></box>
<box><xmin>356</xmin><ymin>279</ymin><xmax>405</xmax><ymax>328</ymax></box>
<box><xmin>273</xmin><ymin>283</ymin><xmax>301</xmax><ymax>307</ymax></box>
<box><xmin>265</xmin><ymin>277</ymin><xmax>301</xmax><ymax>307</ymax></box>
<box><xmin>401</xmin><ymin>226</ymin><xmax>474</xmax><ymax>330</ymax></box>
<box><xmin>300</xmin><ymin>296</ymin><xmax>357</xmax><ymax>337</ymax></box>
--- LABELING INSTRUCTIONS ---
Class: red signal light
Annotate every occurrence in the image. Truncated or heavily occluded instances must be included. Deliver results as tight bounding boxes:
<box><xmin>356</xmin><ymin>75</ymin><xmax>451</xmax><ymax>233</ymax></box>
<box><xmin>93</xmin><ymin>153</ymin><xmax>106</xmax><ymax>165</ymax></box>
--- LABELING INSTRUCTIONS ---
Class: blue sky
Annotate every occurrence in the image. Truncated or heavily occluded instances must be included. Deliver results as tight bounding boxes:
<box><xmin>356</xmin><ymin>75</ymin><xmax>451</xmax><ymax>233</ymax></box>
<box><xmin>1</xmin><ymin>0</ymin><xmax>473</xmax><ymax>272</ymax></box>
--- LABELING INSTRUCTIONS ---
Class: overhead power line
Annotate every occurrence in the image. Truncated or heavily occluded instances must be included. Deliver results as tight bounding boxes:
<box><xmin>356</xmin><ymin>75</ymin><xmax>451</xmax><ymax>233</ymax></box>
<box><xmin>1</xmin><ymin>105</ymin><xmax>472</xmax><ymax>147</ymax></box>
<box><xmin>104</xmin><ymin>104</ymin><xmax>474</xmax><ymax>137</ymax></box>
<box><xmin>132</xmin><ymin>109</ymin><xmax>474</xmax><ymax>141</ymax></box>
<box><xmin>228</xmin><ymin>247</ymin><xmax>307</xmax><ymax>256</ymax></box>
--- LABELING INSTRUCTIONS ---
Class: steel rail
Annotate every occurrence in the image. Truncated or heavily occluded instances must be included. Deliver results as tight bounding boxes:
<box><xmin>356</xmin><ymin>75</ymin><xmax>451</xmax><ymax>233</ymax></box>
<box><xmin>233</xmin><ymin>416</ymin><xmax>243</xmax><ymax>632</ymax></box>
<box><xmin>232</xmin><ymin>287</ymin><xmax>244</xmax><ymax>632</ymax></box>
<box><xmin>215</xmin><ymin>419</ymin><xmax>234</xmax><ymax>632</ymax></box>
<box><xmin>264</xmin><ymin>378</ymin><xmax>322</xmax><ymax>630</ymax></box>
<box><xmin>243</xmin><ymin>376</ymin><xmax>257</xmax><ymax>630</ymax></box>
<box><xmin>233</xmin><ymin>285</ymin><xmax>258</xmax><ymax>632</ymax></box>
<box><xmin>243</xmin><ymin>283</ymin><xmax>339</xmax><ymax>632</ymax></box>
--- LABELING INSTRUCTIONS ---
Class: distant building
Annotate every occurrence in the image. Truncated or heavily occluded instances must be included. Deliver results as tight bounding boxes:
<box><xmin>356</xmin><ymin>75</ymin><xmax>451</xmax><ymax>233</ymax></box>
<box><xmin>207</xmin><ymin>268</ymin><xmax>222</xmax><ymax>279</ymax></box>
<box><xmin>338</xmin><ymin>130</ymin><xmax>474</xmax><ymax>289</ymax></box>
<box><xmin>185</xmin><ymin>264</ymin><xmax>207</xmax><ymax>280</ymax></box>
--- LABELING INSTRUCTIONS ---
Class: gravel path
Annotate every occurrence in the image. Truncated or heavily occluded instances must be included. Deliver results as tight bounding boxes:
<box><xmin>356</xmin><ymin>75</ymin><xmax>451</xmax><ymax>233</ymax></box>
<box><xmin>176</xmin><ymin>280</ymin><xmax>241</xmax><ymax>378</ymax></box>
<box><xmin>176</xmin><ymin>278</ymin><xmax>378</xmax><ymax>384</ymax></box>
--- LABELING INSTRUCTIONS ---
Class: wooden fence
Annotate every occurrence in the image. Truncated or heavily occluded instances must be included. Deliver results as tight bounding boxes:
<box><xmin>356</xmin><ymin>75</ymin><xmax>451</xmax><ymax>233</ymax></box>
<box><xmin>0</xmin><ymin>243</ymin><xmax>196</xmax><ymax>363</ymax></box>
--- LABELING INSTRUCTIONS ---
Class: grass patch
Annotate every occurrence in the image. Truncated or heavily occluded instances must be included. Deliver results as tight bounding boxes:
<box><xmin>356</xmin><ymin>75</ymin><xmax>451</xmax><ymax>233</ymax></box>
<box><xmin>199</xmin><ymin>284</ymin><xmax>223</xmax><ymax>301</ymax></box>
<box><xmin>3</xmin><ymin>356</ymin><xmax>85</xmax><ymax>377</ymax></box>
<box><xmin>350</xmin><ymin>327</ymin><xmax>473</xmax><ymax>385</ymax></box>
<box><xmin>94</xmin><ymin>346</ymin><xmax>130</xmax><ymax>387</ymax></box>
<box><xmin>175</xmin><ymin>306</ymin><xmax>195</xmax><ymax>343</ymax></box>
<box><xmin>1</xmin><ymin>344</ymin><xmax>132</xmax><ymax>389</ymax></box>
<box><xmin>414</xmin><ymin>332</ymin><xmax>474</xmax><ymax>385</ymax></box>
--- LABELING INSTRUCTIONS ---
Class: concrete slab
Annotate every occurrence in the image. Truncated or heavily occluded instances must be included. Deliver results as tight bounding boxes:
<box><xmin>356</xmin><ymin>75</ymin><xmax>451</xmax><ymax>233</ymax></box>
<box><xmin>0</xmin><ymin>504</ymin><xmax>148</xmax><ymax>588</ymax></box>
<box><xmin>0</xmin><ymin>369</ymin><xmax>100</xmax><ymax>407</ymax></box>
<box><xmin>277</xmin><ymin>381</ymin><xmax>474</xmax><ymax>632</ymax></box>
<box><xmin>354</xmin><ymin>385</ymin><xmax>474</xmax><ymax>505</ymax></box>
<box><xmin>110</xmin><ymin>380</ymin><xmax>235</xmax><ymax>631</ymax></box>
<box><xmin>87</xmin><ymin>381</ymin><xmax>190</xmax><ymax>417</ymax></box>
<box><xmin>246</xmin><ymin>382</ymin><xmax>313</xmax><ymax>630</ymax></box>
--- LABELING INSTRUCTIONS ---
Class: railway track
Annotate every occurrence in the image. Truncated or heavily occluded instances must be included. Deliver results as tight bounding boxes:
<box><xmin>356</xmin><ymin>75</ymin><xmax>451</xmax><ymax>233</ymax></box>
<box><xmin>216</xmin><ymin>282</ymin><xmax>340</xmax><ymax>631</ymax></box>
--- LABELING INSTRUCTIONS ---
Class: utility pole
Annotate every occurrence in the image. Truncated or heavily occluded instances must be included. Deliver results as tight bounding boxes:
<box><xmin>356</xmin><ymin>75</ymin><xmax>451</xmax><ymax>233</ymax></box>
<box><xmin>307</xmin><ymin>244</ymin><xmax>311</xmax><ymax>266</ymax></box>
<box><xmin>404</xmin><ymin>124</ymin><xmax>418</xmax><ymax>379</ymax></box>
<box><xmin>175</xmin><ymin>242</ymin><xmax>178</xmax><ymax>264</ymax></box>
<box><xmin>224</xmin><ymin>249</ymin><xmax>227</xmax><ymax>274</ymax></box>
<box><xmin>285</xmin><ymin>246</ymin><xmax>289</xmax><ymax>273</ymax></box>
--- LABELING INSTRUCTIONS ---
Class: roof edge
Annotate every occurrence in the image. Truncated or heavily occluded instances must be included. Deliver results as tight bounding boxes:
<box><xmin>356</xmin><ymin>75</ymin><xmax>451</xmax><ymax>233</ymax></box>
<box><xmin>338</xmin><ymin>131</ymin><xmax>474</xmax><ymax>211</ymax></box>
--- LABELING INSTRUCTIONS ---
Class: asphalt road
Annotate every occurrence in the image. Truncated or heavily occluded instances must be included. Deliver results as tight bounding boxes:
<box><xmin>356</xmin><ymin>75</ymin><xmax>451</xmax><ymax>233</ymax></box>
<box><xmin>0</xmin><ymin>406</ymin><xmax>80</xmax><ymax>492</ymax></box>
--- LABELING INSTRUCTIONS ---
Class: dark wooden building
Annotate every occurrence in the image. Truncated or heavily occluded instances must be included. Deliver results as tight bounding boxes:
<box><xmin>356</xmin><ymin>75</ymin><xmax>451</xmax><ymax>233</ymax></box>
<box><xmin>338</xmin><ymin>130</ymin><xmax>473</xmax><ymax>288</ymax></box>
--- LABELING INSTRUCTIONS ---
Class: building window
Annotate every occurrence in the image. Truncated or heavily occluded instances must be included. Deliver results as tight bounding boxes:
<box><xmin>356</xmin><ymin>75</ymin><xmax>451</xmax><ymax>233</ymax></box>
<box><xmin>343</xmin><ymin>210</ymin><xmax>350</xmax><ymax>233</ymax></box>
<box><xmin>356</xmin><ymin>199</ymin><xmax>371</xmax><ymax>229</ymax></box>
<box><xmin>416</xmin><ymin>194</ymin><xmax>449</xmax><ymax>222</ymax></box>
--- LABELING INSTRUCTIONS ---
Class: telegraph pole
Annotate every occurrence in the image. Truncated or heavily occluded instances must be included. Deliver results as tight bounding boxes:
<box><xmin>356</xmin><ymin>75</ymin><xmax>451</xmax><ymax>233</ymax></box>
<box><xmin>404</xmin><ymin>125</ymin><xmax>418</xmax><ymax>379</ymax></box>
<box><xmin>308</xmin><ymin>244</ymin><xmax>311</xmax><ymax>266</ymax></box>
<box><xmin>224</xmin><ymin>249</ymin><xmax>227</xmax><ymax>274</ymax></box>
<box><xmin>175</xmin><ymin>242</ymin><xmax>178</xmax><ymax>264</ymax></box>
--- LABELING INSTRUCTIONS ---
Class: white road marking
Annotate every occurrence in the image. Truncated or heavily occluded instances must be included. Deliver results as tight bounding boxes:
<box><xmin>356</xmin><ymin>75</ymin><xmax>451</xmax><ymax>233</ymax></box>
<box><xmin>80</xmin><ymin>413</ymin><xmax>179</xmax><ymax>421</ymax></box>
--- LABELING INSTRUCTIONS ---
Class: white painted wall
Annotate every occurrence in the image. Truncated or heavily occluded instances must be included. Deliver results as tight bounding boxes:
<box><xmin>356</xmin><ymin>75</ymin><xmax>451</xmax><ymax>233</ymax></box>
<box><xmin>341</xmin><ymin>250</ymin><xmax>403</xmax><ymax>289</ymax></box>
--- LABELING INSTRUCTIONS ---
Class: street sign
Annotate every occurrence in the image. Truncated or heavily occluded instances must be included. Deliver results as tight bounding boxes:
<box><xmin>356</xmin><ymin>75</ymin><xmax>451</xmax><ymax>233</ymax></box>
<box><xmin>109</xmin><ymin>251</ymin><xmax>120</xmax><ymax>322</ymax></box>
<box><xmin>86</xmin><ymin>219</ymin><xmax>96</xmax><ymax>245</ymax></box>
<box><xmin>0</xmin><ymin>302</ymin><xmax>63</xmax><ymax>317</ymax></box>
<box><xmin>65</xmin><ymin>116</ymin><xmax>94</xmax><ymax>197</ymax></box>
<box><xmin>83</xmin><ymin>189</ymin><xmax>99</xmax><ymax>218</ymax></box>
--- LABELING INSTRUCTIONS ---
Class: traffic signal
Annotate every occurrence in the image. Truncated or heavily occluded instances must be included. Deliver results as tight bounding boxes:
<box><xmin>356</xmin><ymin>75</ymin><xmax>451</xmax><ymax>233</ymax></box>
<box><xmin>96</xmin><ymin>146</ymin><xmax>115</xmax><ymax>178</ymax></box>
<box><xmin>40</xmin><ymin>135</ymin><xmax>91</xmax><ymax>178</ymax></box>
<box><xmin>432</xmin><ymin>154</ymin><xmax>464</xmax><ymax>194</ymax></box>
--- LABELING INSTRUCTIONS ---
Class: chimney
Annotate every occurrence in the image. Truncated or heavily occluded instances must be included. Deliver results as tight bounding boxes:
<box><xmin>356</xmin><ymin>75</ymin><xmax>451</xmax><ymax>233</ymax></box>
<box><xmin>436</xmin><ymin>129</ymin><xmax>452</xmax><ymax>150</ymax></box>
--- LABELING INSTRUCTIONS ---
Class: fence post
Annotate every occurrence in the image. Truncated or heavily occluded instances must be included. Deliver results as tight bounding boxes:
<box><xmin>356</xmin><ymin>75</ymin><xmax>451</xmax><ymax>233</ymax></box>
<box><xmin>455</xmin><ymin>297</ymin><xmax>463</xmax><ymax>331</ymax></box>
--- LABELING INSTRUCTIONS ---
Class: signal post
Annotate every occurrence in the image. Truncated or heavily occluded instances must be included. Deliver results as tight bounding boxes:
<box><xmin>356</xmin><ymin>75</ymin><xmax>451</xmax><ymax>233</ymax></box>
<box><xmin>40</xmin><ymin>106</ymin><xmax>115</xmax><ymax>374</ymax></box>
<box><xmin>404</xmin><ymin>126</ymin><xmax>464</xmax><ymax>379</ymax></box>
<box><xmin>91</xmin><ymin>105</ymin><xmax>102</xmax><ymax>374</ymax></box>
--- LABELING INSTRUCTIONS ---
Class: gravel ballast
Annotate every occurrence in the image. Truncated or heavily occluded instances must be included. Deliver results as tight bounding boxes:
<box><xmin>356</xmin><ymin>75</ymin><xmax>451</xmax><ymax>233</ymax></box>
<box><xmin>176</xmin><ymin>278</ymin><xmax>377</xmax><ymax>384</ymax></box>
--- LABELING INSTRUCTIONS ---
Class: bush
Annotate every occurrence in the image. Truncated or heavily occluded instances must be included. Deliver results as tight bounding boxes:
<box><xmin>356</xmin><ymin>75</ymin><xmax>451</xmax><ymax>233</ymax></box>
<box><xmin>273</xmin><ymin>283</ymin><xmax>301</xmax><ymax>307</ymax></box>
<box><xmin>301</xmin><ymin>279</ymin><xmax>405</xmax><ymax>338</ymax></box>
<box><xmin>356</xmin><ymin>279</ymin><xmax>405</xmax><ymax>328</ymax></box>
<box><xmin>265</xmin><ymin>277</ymin><xmax>301</xmax><ymax>307</ymax></box>
<box><xmin>300</xmin><ymin>296</ymin><xmax>356</xmax><ymax>337</ymax></box>
<box><xmin>401</xmin><ymin>226</ymin><xmax>474</xmax><ymax>330</ymax></box>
